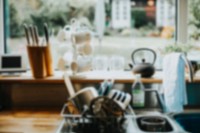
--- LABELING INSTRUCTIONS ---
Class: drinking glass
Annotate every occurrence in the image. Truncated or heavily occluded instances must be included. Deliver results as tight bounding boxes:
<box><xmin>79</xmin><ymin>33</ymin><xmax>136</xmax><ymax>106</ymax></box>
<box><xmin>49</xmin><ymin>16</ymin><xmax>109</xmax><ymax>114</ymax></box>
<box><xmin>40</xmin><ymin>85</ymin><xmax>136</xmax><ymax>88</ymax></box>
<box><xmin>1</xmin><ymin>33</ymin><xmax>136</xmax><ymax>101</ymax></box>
<box><xmin>109</xmin><ymin>55</ymin><xmax>125</xmax><ymax>71</ymax></box>
<box><xmin>92</xmin><ymin>55</ymin><xmax>108</xmax><ymax>71</ymax></box>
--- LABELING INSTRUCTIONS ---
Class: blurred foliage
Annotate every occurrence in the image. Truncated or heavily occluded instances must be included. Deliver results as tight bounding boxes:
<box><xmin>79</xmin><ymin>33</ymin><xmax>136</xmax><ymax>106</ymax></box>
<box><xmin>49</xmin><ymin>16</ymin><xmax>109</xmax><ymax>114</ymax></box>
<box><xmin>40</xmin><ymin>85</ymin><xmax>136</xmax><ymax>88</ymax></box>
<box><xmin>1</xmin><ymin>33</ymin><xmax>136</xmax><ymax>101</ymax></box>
<box><xmin>9</xmin><ymin>0</ymin><xmax>199</xmax><ymax>39</ymax></box>
<box><xmin>105</xmin><ymin>2</ymin><xmax>111</xmax><ymax>27</ymax></box>
<box><xmin>189</xmin><ymin>0</ymin><xmax>200</xmax><ymax>40</ymax></box>
<box><xmin>131</xmin><ymin>8</ymin><xmax>148</xmax><ymax>28</ymax></box>
<box><xmin>161</xmin><ymin>43</ymin><xmax>194</xmax><ymax>55</ymax></box>
<box><xmin>29</xmin><ymin>3</ymin><xmax>94</xmax><ymax>35</ymax></box>
<box><xmin>29</xmin><ymin>5</ymin><xmax>70</xmax><ymax>35</ymax></box>
<box><xmin>9</xmin><ymin>1</ymin><xmax>95</xmax><ymax>37</ymax></box>
<box><xmin>9</xmin><ymin>3</ymin><xmax>24</xmax><ymax>37</ymax></box>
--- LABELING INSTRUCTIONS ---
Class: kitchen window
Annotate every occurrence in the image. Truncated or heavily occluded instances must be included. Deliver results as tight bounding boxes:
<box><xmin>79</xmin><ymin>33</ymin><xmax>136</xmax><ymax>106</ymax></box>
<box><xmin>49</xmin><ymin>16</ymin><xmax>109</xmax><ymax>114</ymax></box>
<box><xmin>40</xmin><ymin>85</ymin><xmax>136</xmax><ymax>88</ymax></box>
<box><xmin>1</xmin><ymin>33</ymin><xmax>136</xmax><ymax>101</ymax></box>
<box><xmin>0</xmin><ymin>0</ymin><xmax>4</xmax><ymax>54</ymax></box>
<box><xmin>0</xmin><ymin>0</ymin><xmax>189</xmax><ymax>70</ymax></box>
<box><xmin>187</xmin><ymin>0</ymin><xmax>200</xmax><ymax>62</ymax></box>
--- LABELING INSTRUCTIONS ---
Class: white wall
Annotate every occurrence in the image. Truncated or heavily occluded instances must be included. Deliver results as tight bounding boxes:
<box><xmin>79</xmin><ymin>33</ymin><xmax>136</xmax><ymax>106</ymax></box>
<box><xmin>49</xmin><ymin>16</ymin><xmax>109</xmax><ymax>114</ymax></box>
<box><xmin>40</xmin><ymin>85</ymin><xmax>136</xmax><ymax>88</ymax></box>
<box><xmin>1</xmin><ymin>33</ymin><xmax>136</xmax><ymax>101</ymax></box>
<box><xmin>0</xmin><ymin>0</ymin><xmax>4</xmax><ymax>54</ymax></box>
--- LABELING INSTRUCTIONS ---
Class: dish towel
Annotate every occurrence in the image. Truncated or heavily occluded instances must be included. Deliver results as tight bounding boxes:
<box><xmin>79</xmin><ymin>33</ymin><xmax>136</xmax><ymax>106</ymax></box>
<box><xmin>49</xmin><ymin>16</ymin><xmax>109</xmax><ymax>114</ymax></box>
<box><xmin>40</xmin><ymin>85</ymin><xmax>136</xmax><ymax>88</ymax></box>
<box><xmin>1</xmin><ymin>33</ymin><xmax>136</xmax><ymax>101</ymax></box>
<box><xmin>163</xmin><ymin>53</ymin><xmax>188</xmax><ymax>113</ymax></box>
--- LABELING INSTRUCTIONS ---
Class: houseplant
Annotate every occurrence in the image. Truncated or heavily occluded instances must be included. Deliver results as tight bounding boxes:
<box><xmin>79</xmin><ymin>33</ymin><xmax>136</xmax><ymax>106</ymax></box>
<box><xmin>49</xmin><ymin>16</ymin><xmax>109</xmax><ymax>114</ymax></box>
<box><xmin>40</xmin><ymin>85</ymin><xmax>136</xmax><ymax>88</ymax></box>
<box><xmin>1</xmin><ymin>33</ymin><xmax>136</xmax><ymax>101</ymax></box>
<box><xmin>159</xmin><ymin>43</ymin><xmax>194</xmax><ymax>55</ymax></box>
<box><xmin>159</xmin><ymin>43</ymin><xmax>198</xmax><ymax>73</ymax></box>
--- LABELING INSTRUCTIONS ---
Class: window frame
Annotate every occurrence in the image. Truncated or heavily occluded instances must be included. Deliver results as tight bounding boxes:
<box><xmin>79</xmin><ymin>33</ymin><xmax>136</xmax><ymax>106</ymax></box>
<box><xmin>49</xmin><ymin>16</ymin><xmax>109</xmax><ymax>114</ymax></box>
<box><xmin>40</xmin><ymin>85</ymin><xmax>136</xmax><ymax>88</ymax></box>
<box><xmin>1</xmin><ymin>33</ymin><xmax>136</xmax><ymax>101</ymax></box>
<box><xmin>0</xmin><ymin>0</ymin><xmax>188</xmax><ymax>54</ymax></box>
<box><xmin>177</xmin><ymin>0</ymin><xmax>188</xmax><ymax>43</ymax></box>
<box><xmin>0</xmin><ymin>0</ymin><xmax>5</xmax><ymax>54</ymax></box>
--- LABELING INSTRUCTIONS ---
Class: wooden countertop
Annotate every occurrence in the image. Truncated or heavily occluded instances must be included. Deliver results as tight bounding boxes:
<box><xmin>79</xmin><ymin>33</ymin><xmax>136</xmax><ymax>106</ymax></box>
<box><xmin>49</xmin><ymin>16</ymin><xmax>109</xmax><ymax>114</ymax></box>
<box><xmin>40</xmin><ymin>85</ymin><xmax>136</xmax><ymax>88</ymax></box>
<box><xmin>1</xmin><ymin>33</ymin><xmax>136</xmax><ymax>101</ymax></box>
<box><xmin>1</xmin><ymin>107</ymin><xmax>200</xmax><ymax>133</ymax></box>
<box><xmin>0</xmin><ymin>70</ymin><xmax>199</xmax><ymax>84</ymax></box>
<box><xmin>0</xmin><ymin>108</ymin><xmax>62</xmax><ymax>133</ymax></box>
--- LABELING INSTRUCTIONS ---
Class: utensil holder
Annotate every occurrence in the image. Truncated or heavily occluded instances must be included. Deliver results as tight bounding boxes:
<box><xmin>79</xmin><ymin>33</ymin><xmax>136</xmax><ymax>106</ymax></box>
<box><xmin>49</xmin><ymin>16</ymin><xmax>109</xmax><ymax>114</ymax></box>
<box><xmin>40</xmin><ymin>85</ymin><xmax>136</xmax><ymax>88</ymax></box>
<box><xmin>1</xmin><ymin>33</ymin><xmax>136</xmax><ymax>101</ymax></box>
<box><xmin>27</xmin><ymin>46</ymin><xmax>47</xmax><ymax>78</ymax></box>
<box><xmin>27</xmin><ymin>45</ymin><xmax>54</xmax><ymax>78</ymax></box>
<box><xmin>44</xmin><ymin>43</ymin><xmax>54</xmax><ymax>76</ymax></box>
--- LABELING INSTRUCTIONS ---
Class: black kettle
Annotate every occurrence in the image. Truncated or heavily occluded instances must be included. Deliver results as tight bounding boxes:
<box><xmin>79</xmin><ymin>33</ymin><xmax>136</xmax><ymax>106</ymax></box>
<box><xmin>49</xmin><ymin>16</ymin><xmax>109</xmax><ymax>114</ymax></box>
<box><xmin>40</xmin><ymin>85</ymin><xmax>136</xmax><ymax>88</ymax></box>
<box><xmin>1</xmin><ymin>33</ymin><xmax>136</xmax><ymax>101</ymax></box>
<box><xmin>131</xmin><ymin>48</ymin><xmax>156</xmax><ymax>77</ymax></box>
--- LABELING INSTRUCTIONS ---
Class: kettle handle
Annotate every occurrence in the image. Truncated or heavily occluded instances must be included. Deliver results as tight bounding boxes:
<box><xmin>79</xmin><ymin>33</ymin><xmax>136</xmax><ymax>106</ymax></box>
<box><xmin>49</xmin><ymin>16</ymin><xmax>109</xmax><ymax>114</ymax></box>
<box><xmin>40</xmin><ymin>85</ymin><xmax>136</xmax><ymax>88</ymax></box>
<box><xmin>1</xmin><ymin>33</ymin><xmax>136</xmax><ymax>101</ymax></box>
<box><xmin>131</xmin><ymin>48</ymin><xmax>157</xmax><ymax>65</ymax></box>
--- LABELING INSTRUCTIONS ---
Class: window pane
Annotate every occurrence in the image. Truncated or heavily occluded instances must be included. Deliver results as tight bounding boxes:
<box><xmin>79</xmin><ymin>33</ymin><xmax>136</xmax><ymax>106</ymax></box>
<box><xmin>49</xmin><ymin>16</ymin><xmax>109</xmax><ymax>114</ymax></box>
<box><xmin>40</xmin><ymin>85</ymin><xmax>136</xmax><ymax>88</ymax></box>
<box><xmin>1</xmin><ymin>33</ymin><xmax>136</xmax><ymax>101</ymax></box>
<box><xmin>187</xmin><ymin>0</ymin><xmax>200</xmax><ymax>61</ymax></box>
<box><xmin>5</xmin><ymin>0</ymin><xmax>176</xmax><ymax>70</ymax></box>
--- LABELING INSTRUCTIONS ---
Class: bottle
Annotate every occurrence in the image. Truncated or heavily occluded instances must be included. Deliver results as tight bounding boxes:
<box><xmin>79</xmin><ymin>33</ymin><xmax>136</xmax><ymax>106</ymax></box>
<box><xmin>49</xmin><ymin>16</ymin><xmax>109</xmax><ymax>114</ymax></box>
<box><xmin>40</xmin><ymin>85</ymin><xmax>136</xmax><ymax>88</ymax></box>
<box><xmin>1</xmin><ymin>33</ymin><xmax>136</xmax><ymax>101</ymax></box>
<box><xmin>131</xmin><ymin>74</ymin><xmax>145</xmax><ymax>108</ymax></box>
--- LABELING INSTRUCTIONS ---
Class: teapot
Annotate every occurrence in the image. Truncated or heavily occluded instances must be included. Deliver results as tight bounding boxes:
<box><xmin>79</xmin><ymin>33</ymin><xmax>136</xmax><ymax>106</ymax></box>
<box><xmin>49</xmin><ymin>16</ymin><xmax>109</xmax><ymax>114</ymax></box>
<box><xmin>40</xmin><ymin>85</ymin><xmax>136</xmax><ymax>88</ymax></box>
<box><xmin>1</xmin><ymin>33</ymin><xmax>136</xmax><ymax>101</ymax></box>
<box><xmin>131</xmin><ymin>48</ymin><xmax>156</xmax><ymax>77</ymax></box>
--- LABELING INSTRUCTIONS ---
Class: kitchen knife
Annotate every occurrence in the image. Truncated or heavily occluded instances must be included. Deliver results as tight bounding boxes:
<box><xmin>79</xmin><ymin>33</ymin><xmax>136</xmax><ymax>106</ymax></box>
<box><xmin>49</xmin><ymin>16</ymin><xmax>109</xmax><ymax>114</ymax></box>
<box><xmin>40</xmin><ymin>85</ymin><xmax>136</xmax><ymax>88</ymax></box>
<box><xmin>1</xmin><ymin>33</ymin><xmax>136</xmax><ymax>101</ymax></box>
<box><xmin>23</xmin><ymin>24</ymin><xmax>30</xmax><ymax>45</ymax></box>
<box><xmin>43</xmin><ymin>23</ymin><xmax>49</xmax><ymax>44</ymax></box>
<box><xmin>33</xmin><ymin>25</ymin><xmax>39</xmax><ymax>46</ymax></box>
<box><xmin>29</xmin><ymin>25</ymin><xmax>35</xmax><ymax>46</ymax></box>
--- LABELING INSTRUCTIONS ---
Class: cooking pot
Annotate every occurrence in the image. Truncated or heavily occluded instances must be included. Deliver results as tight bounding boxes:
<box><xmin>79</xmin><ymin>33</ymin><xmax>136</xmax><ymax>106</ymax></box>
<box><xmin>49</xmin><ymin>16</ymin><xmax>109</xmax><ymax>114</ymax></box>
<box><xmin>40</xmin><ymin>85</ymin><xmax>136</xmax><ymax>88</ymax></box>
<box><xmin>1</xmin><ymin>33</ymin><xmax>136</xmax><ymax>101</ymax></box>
<box><xmin>131</xmin><ymin>48</ymin><xmax>156</xmax><ymax>77</ymax></box>
<box><xmin>140</xmin><ymin>116</ymin><xmax>166</xmax><ymax>132</ymax></box>
<box><xmin>69</xmin><ymin>87</ymin><xmax>98</xmax><ymax>112</ymax></box>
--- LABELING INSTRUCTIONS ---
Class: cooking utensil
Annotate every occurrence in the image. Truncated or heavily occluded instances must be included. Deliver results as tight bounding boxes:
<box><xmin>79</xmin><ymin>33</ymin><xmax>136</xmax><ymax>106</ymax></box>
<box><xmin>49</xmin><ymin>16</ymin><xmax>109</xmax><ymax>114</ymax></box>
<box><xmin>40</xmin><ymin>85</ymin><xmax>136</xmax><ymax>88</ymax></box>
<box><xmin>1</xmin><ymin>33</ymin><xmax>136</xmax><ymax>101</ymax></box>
<box><xmin>140</xmin><ymin>116</ymin><xmax>166</xmax><ymax>131</ymax></box>
<box><xmin>108</xmin><ymin>90</ymin><xmax>131</xmax><ymax>110</ymax></box>
<box><xmin>63</xmin><ymin>72</ymin><xmax>76</xmax><ymax>97</ymax></box>
<box><xmin>29</xmin><ymin>25</ymin><xmax>35</xmax><ymax>46</ymax></box>
<box><xmin>98</xmin><ymin>79</ymin><xmax>114</xmax><ymax>96</ymax></box>
<box><xmin>131</xmin><ymin>48</ymin><xmax>156</xmax><ymax>77</ymax></box>
<box><xmin>42</xmin><ymin>23</ymin><xmax>54</xmax><ymax>76</ymax></box>
<box><xmin>69</xmin><ymin>87</ymin><xmax>98</xmax><ymax>112</ymax></box>
<box><xmin>33</xmin><ymin>25</ymin><xmax>39</xmax><ymax>46</ymax></box>
<box><xmin>43</xmin><ymin>23</ymin><xmax>49</xmax><ymax>44</ymax></box>
<box><xmin>89</xmin><ymin>96</ymin><xmax>124</xmax><ymax>119</ymax></box>
<box><xmin>23</xmin><ymin>24</ymin><xmax>30</xmax><ymax>45</ymax></box>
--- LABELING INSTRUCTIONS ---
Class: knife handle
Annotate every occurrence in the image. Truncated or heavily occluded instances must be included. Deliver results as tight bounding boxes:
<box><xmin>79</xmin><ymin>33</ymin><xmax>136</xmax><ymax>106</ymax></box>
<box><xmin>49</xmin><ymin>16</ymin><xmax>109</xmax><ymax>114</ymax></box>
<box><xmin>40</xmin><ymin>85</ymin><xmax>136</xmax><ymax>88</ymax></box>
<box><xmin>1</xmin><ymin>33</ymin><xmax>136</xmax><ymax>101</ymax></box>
<box><xmin>29</xmin><ymin>25</ymin><xmax>35</xmax><ymax>46</ymax></box>
<box><xmin>23</xmin><ymin>24</ymin><xmax>30</xmax><ymax>45</ymax></box>
<box><xmin>44</xmin><ymin>23</ymin><xmax>49</xmax><ymax>44</ymax></box>
<box><xmin>33</xmin><ymin>26</ymin><xmax>39</xmax><ymax>46</ymax></box>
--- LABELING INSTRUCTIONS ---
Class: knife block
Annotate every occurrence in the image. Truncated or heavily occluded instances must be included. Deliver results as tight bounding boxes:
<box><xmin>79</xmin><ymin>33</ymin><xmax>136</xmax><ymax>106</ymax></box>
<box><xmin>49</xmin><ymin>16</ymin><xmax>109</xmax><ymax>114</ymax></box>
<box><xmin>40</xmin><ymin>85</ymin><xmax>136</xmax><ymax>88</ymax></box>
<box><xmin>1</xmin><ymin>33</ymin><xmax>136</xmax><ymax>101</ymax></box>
<box><xmin>27</xmin><ymin>45</ymin><xmax>54</xmax><ymax>78</ymax></box>
<box><xmin>27</xmin><ymin>46</ymin><xmax>47</xmax><ymax>78</ymax></box>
